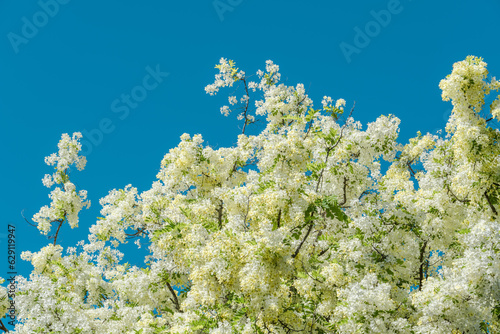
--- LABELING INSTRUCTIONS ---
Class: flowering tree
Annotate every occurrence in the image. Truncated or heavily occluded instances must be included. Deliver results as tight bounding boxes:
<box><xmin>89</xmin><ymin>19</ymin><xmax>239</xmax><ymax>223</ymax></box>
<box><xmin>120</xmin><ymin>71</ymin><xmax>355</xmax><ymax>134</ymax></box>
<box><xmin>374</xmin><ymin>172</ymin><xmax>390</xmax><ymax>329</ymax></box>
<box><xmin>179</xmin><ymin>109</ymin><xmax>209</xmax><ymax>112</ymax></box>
<box><xmin>1</xmin><ymin>56</ymin><xmax>499</xmax><ymax>333</ymax></box>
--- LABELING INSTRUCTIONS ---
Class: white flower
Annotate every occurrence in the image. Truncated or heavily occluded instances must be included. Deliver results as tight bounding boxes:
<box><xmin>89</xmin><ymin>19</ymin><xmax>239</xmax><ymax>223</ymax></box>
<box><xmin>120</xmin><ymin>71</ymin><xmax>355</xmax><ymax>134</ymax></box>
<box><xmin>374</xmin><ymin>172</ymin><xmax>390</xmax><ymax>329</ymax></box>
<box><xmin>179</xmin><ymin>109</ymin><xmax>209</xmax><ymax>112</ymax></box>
<box><xmin>228</xmin><ymin>96</ymin><xmax>237</xmax><ymax>105</ymax></box>
<box><xmin>335</xmin><ymin>98</ymin><xmax>346</xmax><ymax>109</ymax></box>
<box><xmin>220</xmin><ymin>105</ymin><xmax>231</xmax><ymax>116</ymax></box>
<box><xmin>42</xmin><ymin>174</ymin><xmax>54</xmax><ymax>188</ymax></box>
<box><xmin>322</xmin><ymin>96</ymin><xmax>333</xmax><ymax>108</ymax></box>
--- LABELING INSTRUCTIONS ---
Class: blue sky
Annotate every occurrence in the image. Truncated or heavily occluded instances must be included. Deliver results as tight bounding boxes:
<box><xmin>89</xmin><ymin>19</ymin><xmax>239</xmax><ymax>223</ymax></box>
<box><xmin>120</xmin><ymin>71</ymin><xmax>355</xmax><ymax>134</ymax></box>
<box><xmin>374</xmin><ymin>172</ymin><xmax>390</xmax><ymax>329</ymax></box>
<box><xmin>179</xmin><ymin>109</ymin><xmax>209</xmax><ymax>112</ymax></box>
<box><xmin>0</xmin><ymin>0</ymin><xmax>499</xmax><ymax>308</ymax></box>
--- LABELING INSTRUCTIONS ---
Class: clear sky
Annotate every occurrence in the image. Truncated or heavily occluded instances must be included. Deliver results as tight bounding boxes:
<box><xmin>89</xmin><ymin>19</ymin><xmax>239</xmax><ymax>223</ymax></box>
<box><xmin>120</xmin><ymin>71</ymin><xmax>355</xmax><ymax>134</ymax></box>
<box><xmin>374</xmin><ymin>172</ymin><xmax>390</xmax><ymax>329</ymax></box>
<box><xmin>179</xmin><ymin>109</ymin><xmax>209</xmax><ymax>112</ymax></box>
<box><xmin>1</xmin><ymin>0</ymin><xmax>499</xmax><ymax>304</ymax></box>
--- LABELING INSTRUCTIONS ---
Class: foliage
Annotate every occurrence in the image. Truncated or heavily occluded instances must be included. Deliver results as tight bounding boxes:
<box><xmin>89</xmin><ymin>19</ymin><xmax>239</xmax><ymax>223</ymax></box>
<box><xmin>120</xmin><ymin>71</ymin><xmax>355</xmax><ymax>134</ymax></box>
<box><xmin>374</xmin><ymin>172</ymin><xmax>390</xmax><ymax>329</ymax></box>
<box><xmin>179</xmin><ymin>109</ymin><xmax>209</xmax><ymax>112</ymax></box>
<box><xmin>1</xmin><ymin>56</ymin><xmax>500</xmax><ymax>333</ymax></box>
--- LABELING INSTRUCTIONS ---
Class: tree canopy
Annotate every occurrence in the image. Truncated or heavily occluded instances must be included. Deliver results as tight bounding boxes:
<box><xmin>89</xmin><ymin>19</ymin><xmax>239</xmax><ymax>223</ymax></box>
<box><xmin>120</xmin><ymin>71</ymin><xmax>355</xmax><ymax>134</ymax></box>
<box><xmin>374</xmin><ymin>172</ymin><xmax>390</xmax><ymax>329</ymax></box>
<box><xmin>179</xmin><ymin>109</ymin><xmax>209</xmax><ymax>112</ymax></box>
<box><xmin>2</xmin><ymin>56</ymin><xmax>500</xmax><ymax>333</ymax></box>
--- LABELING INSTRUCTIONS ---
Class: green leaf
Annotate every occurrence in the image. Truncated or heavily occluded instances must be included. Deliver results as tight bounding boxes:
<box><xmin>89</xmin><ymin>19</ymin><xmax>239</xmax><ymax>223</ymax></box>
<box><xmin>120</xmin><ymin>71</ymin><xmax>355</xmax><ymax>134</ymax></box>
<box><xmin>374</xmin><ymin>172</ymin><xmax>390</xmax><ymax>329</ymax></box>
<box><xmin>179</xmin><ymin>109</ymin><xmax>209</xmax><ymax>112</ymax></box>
<box><xmin>317</xmin><ymin>195</ymin><xmax>349</xmax><ymax>222</ymax></box>
<box><xmin>297</xmin><ymin>272</ymin><xmax>308</xmax><ymax>279</ymax></box>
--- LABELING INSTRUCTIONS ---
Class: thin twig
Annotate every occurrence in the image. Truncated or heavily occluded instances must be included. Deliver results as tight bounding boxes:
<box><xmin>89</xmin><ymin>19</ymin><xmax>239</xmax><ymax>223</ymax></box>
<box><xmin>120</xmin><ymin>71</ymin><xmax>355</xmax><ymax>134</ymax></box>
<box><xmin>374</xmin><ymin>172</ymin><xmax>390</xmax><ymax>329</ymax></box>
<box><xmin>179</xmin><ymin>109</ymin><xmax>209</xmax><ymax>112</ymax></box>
<box><xmin>241</xmin><ymin>78</ymin><xmax>252</xmax><ymax>134</ymax></box>
<box><xmin>125</xmin><ymin>227</ymin><xmax>148</xmax><ymax>239</ymax></box>
<box><xmin>315</xmin><ymin>102</ymin><xmax>355</xmax><ymax>193</ymax></box>
<box><xmin>21</xmin><ymin>209</ymin><xmax>36</xmax><ymax>227</ymax></box>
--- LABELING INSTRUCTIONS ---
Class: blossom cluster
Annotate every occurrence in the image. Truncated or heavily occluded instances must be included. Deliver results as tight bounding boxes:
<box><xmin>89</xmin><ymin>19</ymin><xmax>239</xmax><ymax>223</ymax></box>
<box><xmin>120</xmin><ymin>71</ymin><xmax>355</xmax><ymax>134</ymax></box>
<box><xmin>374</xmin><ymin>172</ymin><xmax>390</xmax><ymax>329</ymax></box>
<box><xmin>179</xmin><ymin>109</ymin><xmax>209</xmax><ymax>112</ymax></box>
<box><xmin>32</xmin><ymin>132</ymin><xmax>90</xmax><ymax>235</ymax></box>
<box><xmin>3</xmin><ymin>56</ymin><xmax>499</xmax><ymax>333</ymax></box>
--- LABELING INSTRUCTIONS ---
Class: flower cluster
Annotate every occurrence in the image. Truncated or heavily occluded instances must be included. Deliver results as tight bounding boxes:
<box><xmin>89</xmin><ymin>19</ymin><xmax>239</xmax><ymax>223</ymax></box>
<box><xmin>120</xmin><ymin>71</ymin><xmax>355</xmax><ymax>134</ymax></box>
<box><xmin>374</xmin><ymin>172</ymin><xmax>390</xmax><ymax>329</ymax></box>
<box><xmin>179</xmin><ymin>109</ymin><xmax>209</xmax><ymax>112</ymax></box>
<box><xmin>3</xmin><ymin>57</ymin><xmax>499</xmax><ymax>333</ymax></box>
<box><xmin>32</xmin><ymin>132</ymin><xmax>90</xmax><ymax>235</ymax></box>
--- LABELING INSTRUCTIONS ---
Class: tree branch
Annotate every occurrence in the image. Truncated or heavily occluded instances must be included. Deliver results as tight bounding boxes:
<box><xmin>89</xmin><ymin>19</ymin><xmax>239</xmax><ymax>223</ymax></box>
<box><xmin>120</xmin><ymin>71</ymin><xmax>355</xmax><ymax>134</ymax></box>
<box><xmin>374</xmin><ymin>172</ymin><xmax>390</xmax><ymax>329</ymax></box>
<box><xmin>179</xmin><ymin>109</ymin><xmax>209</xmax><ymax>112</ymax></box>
<box><xmin>217</xmin><ymin>201</ymin><xmax>224</xmax><ymax>229</ymax></box>
<box><xmin>0</xmin><ymin>320</ymin><xmax>9</xmax><ymax>332</ymax></box>
<box><xmin>125</xmin><ymin>227</ymin><xmax>148</xmax><ymax>239</ymax></box>
<box><xmin>277</xmin><ymin>209</ymin><xmax>282</xmax><ymax>228</ymax></box>
<box><xmin>407</xmin><ymin>161</ymin><xmax>416</xmax><ymax>178</ymax></box>
<box><xmin>242</xmin><ymin>196</ymin><xmax>251</xmax><ymax>231</ymax></box>
<box><xmin>292</xmin><ymin>223</ymin><xmax>314</xmax><ymax>259</ymax></box>
<box><xmin>418</xmin><ymin>240</ymin><xmax>428</xmax><ymax>291</ymax></box>
<box><xmin>484</xmin><ymin>191</ymin><xmax>498</xmax><ymax>216</ymax></box>
<box><xmin>318</xmin><ymin>246</ymin><xmax>330</xmax><ymax>257</ymax></box>
<box><xmin>445</xmin><ymin>184</ymin><xmax>470</xmax><ymax>204</ymax></box>
<box><xmin>372</xmin><ymin>245</ymin><xmax>388</xmax><ymax>261</ymax></box>
<box><xmin>339</xmin><ymin>176</ymin><xmax>348</xmax><ymax>207</ymax></box>
<box><xmin>51</xmin><ymin>219</ymin><xmax>64</xmax><ymax>245</ymax></box>
<box><xmin>166</xmin><ymin>282</ymin><xmax>181</xmax><ymax>312</ymax></box>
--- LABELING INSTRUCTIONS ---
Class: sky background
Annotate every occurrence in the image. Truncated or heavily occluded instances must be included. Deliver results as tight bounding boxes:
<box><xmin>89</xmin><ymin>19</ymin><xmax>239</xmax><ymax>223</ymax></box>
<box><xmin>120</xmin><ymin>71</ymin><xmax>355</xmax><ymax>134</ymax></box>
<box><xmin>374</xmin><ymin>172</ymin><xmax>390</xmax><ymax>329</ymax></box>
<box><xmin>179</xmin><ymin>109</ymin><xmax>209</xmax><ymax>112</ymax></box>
<box><xmin>0</xmin><ymin>0</ymin><xmax>499</xmax><ymax>324</ymax></box>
